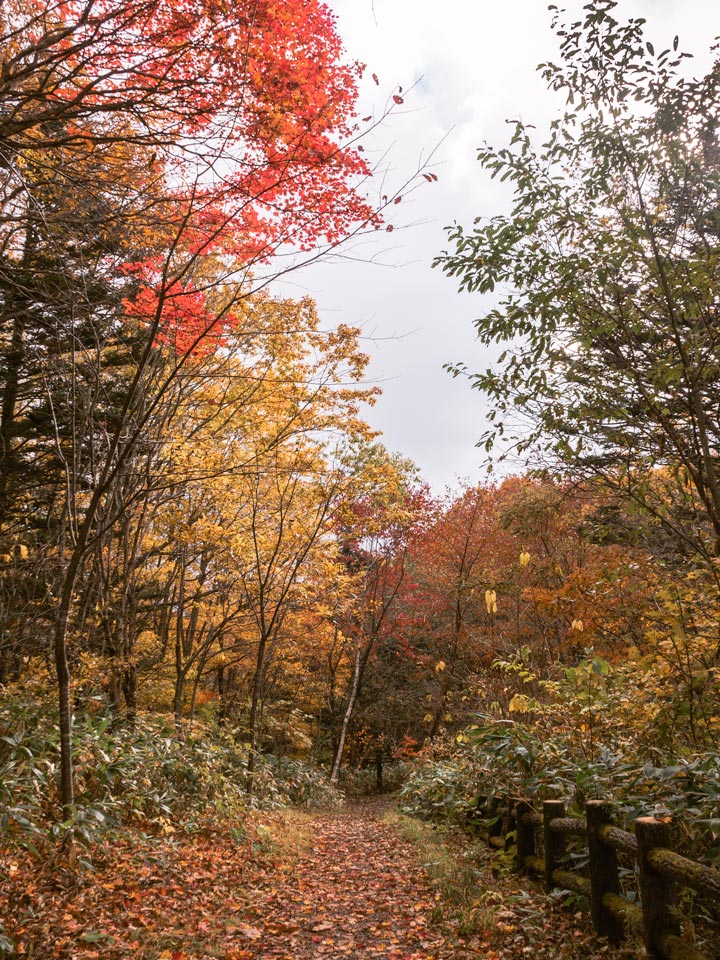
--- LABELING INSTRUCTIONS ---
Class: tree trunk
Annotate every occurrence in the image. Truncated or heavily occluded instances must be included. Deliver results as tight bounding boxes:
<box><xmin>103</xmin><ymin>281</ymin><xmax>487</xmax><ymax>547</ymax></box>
<box><xmin>54</xmin><ymin>555</ymin><xmax>83</xmax><ymax>821</ymax></box>
<box><xmin>0</xmin><ymin>312</ymin><xmax>25</xmax><ymax>527</ymax></box>
<box><xmin>217</xmin><ymin>665</ymin><xmax>228</xmax><ymax>725</ymax></box>
<box><xmin>123</xmin><ymin>663</ymin><xmax>137</xmax><ymax>725</ymax></box>
<box><xmin>246</xmin><ymin>632</ymin><xmax>268</xmax><ymax>796</ymax></box>
<box><xmin>54</xmin><ymin>622</ymin><xmax>74</xmax><ymax>819</ymax></box>
<box><xmin>330</xmin><ymin>642</ymin><xmax>363</xmax><ymax>784</ymax></box>
<box><xmin>173</xmin><ymin>671</ymin><xmax>185</xmax><ymax>739</ymax></box>
<box><xmin>188</xmin><ymin>651</ymin><xmax>208</xmax><ymax>729</ymax></box>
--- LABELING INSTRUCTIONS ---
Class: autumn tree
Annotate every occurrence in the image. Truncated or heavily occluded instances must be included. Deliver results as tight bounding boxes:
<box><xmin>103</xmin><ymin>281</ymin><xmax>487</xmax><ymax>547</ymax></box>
<box><xmin>436</xmin><ymin>1</ymin><xmax>720</xmax><ymax>752</ymax></box>
<box><xmin>215</xmin><ymin>300</ymin><xmax>377</xmax><ymax>793</ymax></box>
<box><xmin>402</xmin><ymin>485</ymin><xmax>502</xmax><ymax>738</ymax></box>
<box><xmin>354</xmin><ymin>478</ymin><xmax>654</xmax><ymax>742</ymax></box>
<box><xmin>329</xmin><ymin>448</ymin><xmax>426</xmax><ymax>783</ymax></box>
<box><xmin>0</xmin><ymin>0</ymin><xmax>391</xmax><ymax>819</ymax></box>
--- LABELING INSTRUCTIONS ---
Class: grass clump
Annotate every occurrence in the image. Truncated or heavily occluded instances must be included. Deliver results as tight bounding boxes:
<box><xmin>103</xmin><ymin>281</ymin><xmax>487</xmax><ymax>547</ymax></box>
<box><xmin>383</xmin><ymin>807</ymin><xmax>491</xmax><ymax>936</ymax></box>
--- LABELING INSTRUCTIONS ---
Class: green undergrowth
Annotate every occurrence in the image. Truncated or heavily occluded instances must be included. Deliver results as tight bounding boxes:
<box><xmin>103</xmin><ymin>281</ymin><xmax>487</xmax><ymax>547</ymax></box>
<box><xmin>398</xmin><ymin>720</ymin><xmax>720</xmax><ymax>866</ymax></box>
<box><xmin>0</xmin><ymin>696</ymin><xmax>341</xmax><ymax>860</ymax></box>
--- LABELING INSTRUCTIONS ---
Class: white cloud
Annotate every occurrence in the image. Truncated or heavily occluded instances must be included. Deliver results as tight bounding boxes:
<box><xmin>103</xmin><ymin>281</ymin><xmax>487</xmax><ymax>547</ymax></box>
<box><xmin>287</xmin><ymin>0</ymin><xmax>720</xmax><ymax>490</ymax></box>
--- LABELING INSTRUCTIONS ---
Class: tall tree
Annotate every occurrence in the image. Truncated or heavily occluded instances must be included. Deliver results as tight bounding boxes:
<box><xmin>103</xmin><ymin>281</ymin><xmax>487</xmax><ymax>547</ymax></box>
<box><xmin>329</xmin><ymin>448</ymin><xmax>424</xmax><ymax>783</ymax></box>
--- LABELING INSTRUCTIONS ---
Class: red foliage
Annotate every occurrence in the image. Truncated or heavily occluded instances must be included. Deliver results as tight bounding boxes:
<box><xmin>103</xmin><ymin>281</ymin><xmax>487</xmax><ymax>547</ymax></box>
<box><xmin>12</xmin><ymin>0</ymin><xmax>378</xmax><ymax>354</ymax></box>
<box><xmin>122</xmin><ymin>262</ymin><xmax>235</xmax><ymax>356</ymax></box>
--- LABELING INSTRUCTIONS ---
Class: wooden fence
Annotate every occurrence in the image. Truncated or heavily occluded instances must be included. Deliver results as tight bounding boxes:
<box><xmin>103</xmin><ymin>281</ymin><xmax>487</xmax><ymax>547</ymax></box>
<box><xmin>473</xmin><ymin>795</ymin><xmax>720</xmax><ymax>960</ymax></box>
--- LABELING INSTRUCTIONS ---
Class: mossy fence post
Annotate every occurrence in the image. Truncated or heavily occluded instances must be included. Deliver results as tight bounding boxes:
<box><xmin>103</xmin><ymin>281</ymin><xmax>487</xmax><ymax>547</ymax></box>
<box><xmin>515</xmin><ymin>798</ymin><xmax>536</xmax><ymax>873</ymax></box>
<box><xmin>635</xmin><ymin>816</ymin><xmax>682</xmax><ymax>959</ymax></box>
<box><xmin>586</xmin><ymin>799</ymin><xmax>623</xmax><ymax>945</ymax></box>
<box><xmin>542</xmin><ymin>799</ymin><xmax>566</xmax><ymax>889</ymax></box>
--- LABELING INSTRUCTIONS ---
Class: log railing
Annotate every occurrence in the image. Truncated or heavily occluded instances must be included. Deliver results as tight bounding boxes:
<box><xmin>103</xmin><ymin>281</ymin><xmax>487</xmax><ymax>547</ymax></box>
<box><xmin>473</xmin><ymin>795</ymin><xmax>720</xmax><ymax>960</ymax></box>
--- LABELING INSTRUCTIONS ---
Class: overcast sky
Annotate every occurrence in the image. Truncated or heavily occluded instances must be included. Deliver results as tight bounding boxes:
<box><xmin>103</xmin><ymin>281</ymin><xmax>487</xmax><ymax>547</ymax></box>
<box><xmin>277</xmin><ymin>1</ymin><xmax>720</xmax><ymax>491</ymax></box>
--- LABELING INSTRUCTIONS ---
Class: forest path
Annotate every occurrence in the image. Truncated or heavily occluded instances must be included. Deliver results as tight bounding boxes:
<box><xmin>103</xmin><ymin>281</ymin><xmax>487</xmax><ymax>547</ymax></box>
<box><xmin>239</xmin><ymin>798</ymin><xmax>479</xmax><ymax>960</ymax></box>
<box><xmin>3</xmin><ymin>796</ymin><xmax>608</xmax><ymax>958</ymax></box>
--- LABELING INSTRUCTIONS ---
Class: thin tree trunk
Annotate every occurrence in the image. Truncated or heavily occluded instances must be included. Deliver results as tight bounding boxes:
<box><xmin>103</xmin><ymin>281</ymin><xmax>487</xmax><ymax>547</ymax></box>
<box><xmin>188</xmin><ymin>651</ymin><xmax>208</xmax><ymax>729</ymax></box>
<box><xmin>0</xmin><ymin>314</ymin><xmax>24</xmax><ymax>491</ymax></box>
<box><xmin>54</xmin><ymin>549</ymin><xmax>85</xmax><ymax>820</ymax></box>
<box><xmin>330</xmin><ymin>642</ymin><xmax>363</xmax><ymax>784</ymax></box>
<box><xmin>173</xmin><ymin>671</ymin><xmax>185</xmax><ymax>739</ymax></box>
<box><xmin>217</xmin><ymin>665</ymin><xmax>228</xmax><ymax>725</ymax></box>
<box><xmin>123</xmin><ymin>663</ymin><xmax>137</xmax><ymax>725</ymax></box>
<box><xmin>246</xmin><ymin>632</ymin><xmax>268</xmax><ymax>797</ymax></box>
<box><xmin>54</xmin><ymin>623</ymin><xmax>74</xmax><ymax>819</ymax></box>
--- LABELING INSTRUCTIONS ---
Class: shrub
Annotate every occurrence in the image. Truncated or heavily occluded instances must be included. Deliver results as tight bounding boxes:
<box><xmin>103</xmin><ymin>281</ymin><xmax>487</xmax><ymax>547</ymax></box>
<box><xmin>252</xmin><ymin>755</ymin><xmax>342</xmax><ymax>809</ymax></box>
<box><xmin>0</xmin><ymin>697</ymin><xmax>339</xmax><ymax>856</ymax></box>
<box><xmin>399</xmin><ymin>720</ymin><xmax>720</xmax><ymax>866</ymax></box>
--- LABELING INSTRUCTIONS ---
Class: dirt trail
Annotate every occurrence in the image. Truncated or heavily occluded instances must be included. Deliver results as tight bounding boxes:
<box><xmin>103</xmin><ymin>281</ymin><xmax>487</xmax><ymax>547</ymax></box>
<box><xmin>4</xmin><ymin>796</ymin><xmax>611</xmax><ymax>958</ymax></box>
<box><xmin>240</xmin><ymin>800</ymin><xmax>476</xmax><ymax>960</ymax></box>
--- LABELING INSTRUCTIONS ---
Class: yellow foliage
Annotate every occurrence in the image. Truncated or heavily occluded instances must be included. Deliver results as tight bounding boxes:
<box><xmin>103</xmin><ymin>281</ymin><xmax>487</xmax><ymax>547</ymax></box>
<box><xmin>509</xmin><ymin>693</ymin><xmax>533</xmax><ymax>713</ymax></box>
<box><xmin>485</xmin><ymin>589</ymin><xmax>497</xmax><ymax>614</ymax></box>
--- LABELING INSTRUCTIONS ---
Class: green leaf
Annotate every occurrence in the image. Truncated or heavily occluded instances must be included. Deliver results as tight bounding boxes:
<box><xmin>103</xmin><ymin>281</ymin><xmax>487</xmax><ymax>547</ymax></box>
<box><xmin>82</xmin><ymin>931</ymin><xmax>112</xmax><ymax>943</ymax></box>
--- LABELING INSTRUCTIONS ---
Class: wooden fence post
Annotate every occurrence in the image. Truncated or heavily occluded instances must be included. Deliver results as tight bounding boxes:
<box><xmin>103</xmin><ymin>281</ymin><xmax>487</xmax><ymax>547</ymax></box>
<box><xmin>636</xmin><ymin>816</ymin><xmax>681</xmax><ymax>960</ymax></box>
<box><xmin>504</xmin><ymin>794</ymin><xmax>516</xmax><ymax>852</ymax></box>
<box><xmin>487</xmin><ymin>796</ymin><xmax>503</xmax><ymax>847</ymax></box>
<box><xmin>515</xmin><ymin>799</ymin><xmax>536</xmax><ymax>873</ymax></box>
<box><xmin>543</xmin><ymin>799</ymin><xmax>566</xmax><ymax>889</ymax></box>
<box><xmin>586</xmin><ymin>800</ymin><xmax>623</xmax><ymax>944</ymax></box>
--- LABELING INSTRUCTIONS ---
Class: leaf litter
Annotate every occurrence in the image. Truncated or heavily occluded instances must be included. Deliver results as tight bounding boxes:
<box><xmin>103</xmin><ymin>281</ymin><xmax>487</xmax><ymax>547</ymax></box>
<box><xmin>1</xmin><ymin>798</ymin><xmax>635</xmax><ymax>959</ymax></box>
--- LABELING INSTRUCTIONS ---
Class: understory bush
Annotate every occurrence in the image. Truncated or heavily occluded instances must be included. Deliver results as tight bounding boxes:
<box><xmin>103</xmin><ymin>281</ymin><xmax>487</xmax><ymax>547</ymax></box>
<box><xmin>0</xmin><ymin>697</ymin><xmax>338</xmax><ymax>856</ymax></box>
<box><xmin>340</xmin><ymin>760</ymin><xmax>411</xmax><ymax>796</ymax></box>
<box><xmin>252</xmin><ymin>754</ymin><xmax>342</xmax><ymax>809</ymax></box>
<box><xmin>399</xmin><ymin>720</ymin><xmax>720</xmax><ymax>866</ymax></box>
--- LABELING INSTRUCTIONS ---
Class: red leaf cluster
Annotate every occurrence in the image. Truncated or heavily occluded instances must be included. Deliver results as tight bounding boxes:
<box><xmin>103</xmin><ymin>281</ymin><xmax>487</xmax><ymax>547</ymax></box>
<box><xmin>10</xmin><ymin>0</ymin><xmax>379</xmax><ymax>356</ymax></box>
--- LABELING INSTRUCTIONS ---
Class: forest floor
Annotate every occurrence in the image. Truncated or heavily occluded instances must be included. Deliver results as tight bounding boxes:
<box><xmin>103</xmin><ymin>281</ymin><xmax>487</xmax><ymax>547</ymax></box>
<box><xmin>1</xmin><ymin>798</ymin><xmax>640</xmax><ymax>960</ymax></box>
